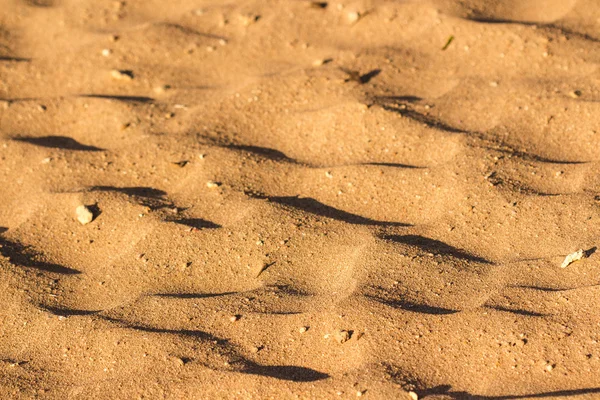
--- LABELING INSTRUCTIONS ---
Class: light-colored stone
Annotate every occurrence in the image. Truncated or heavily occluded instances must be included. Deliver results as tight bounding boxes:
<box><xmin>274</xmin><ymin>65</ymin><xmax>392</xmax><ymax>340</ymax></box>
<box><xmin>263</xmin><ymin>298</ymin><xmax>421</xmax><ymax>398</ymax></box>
<box><xmin>560</xmin><ymin>249</ymin><xmax>584</xmax><ymax>268</ymax></box>
<box><xmin>76</xmin><ymin>205</ymin><xmax>94</xmax><ymax>225</ymax></box>
<box><xmin>335</xmin><ymin>330</ymin><xmax>351</xmax><ymax>344</ymax></box>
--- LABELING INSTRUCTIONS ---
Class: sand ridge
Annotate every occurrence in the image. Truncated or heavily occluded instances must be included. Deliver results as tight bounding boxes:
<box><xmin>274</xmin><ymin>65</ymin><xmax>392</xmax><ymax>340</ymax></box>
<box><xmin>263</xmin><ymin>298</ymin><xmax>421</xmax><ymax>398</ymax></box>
<box><xmin>1</xmin><ymin>0</ymin><xmax>600</xmax><ymax>398</ymax></box>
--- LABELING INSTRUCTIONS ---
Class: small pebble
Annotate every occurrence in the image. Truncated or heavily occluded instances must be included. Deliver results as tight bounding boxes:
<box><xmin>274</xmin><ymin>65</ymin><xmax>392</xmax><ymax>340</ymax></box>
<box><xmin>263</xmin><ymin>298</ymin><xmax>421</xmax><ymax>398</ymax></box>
<box><xmin>545</xmin><ymin>363</ymin><xmax>555</xmax><ymax>372</ymax></box>
<box><xmin>568</xmin><ymin>90</ymin><xmax>582</xmax><ymax>98</ymax></box>
<box><xmin>230</xmin><ymin>315</ymin><xmax>240</xmax><ymax>322</ymax></box>
<box><xmin>299</xmin><ymin>326</ymin><xmax>308</xmax><ymax>333</ymax></box>
<box><xmin>206</xmin><ymin>181</ymin><xmax>221</xmax><ymax>188</ymax></box>
<box><xmin>153</xmin><ymin>85</ymin><xmax>170</xmax><ymax>94</ymax></box>
<box><xmin>101</xmin><ymin>49</ymin><xmax>112</xmax><ymax>57</ymax></box>
<box><xmin>408</xmin><ymin>391</ymin><xmax>419</xmax><ymax>400</ymax></box>
<box><xmin>76</xmin><ymin>205</ymin><xmax>94</xmax><ymax>225</ymax></box>
<box><xmin>356</xmin><ymin>390</ymin><xmax>365</xmax><ymax>397</ymax></box>
<box><xmin>335</xmin><ymin>330</ymin><xmax>351</xmax><ymax>344</ymax></box>
<box><xmin>346</xmin><ymin>11</ymin><xmax>360</xmax><ymax>24</ymax></box>
<box><xmin>41</xmin><ymin>157</ymin><xmax>52</xmax><ymax>164</ymax></box>
<box><xmin>110</xmin><ymin>69</ymin><xmax>133</xmax><ymax>81</ymax></box>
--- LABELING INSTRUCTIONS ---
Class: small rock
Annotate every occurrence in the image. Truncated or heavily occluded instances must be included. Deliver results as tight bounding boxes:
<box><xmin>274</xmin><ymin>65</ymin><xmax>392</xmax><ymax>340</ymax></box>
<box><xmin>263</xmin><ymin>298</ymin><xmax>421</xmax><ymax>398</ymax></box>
<box><xmin>76</xmin><ymin>205</ymin><xmax>94</xmax><ymax>225</ymax></box>
<box><xmin>335</xmin><ymin>330</ymin><xmax>351</xmax><ymax>344</ymax></box>
<box><xmin>153</xmin><ymin>85</ymin><xmax>171</xmax><ymax>94</ymax></box>
<box><xmin>299</xmin><ymin>326</ymin><xmax>308</xmax><ymax>333</ymax></box>
<box><xmin>568</xmin><ymin>90</ymin><xmax>582</xmax><ymax>98</ymax></box>
<box><xmin>346</xmin><ymin>11</ymin><xmax>360</xmax><ymax>24</ymax></box>
<box><xmin>101</xmin><ymin>49</ymin><xmax>112</xmax><ymax>57</ymax></box>
<box><xmin>206</xmin><ymin>181</ymin><xmax>221</xmax><ymax>188</ymax></box>
<box><xmin>545</xmin><ymin>363</ymin><xmax>555</xmax><ymax>372</ymax></box>
<box><xmin>408</xmin><ymin>391</ymin><xmax>419</xmax><ymax>400</ymax></box>
<box><xmin>560</xmin><ymin>249</ymin><xmax>584</xmax><ymax>268</ymax></box>
<box><xmin>356</xmin><ymin>390</ymin><xmax>366</xmax><ymax>397</ymax></box>
<box><xmin>313</xmin><ymin>58</ymin><xmax>332</xmax><ymax>66</ymax></box>
<box><xmin>110</xmin><ymin>69</ymin><xmax>134</xmax><ymax>81</ymax></box>
<box><xmin>230</xmin><ymin>315</ymin><xmax>240</xmax><ymax>322</ymax></box>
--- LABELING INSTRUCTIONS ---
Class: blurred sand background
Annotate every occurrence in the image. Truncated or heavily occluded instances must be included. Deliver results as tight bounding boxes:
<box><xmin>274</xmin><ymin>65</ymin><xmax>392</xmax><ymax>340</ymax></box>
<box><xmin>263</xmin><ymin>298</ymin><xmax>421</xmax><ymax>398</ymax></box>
<box><xmin>1</xmin><ymin>0</ymin><xmax>600</xmax><ymax>398</ymax></box>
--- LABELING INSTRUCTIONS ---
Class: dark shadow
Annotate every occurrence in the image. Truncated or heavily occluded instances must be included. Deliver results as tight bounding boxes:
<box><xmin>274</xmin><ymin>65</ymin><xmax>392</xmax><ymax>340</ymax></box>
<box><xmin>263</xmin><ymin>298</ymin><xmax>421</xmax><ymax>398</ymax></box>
<box><xmin>485</xmin><ymin>305</ymin><xmax>547</xmax><ymax>317</ymax></box>
<box><xmin>261</xmin><ymin>283</ymin><xmax>312</xmax><ymax>297</ymax></box>
<box><xmin>40</xmin><ymin>305</ymin><xmax>100</xmax><ymax>316</ymax></box>
<box><xmin>156</xmin><ymin>23</ymin><xmax>229</xmax><ymax>42</ymax></box>
<box><xmin>510</xmin><ymin>284</ymin><xmax>600</xmax><ymax>292</ymax></box>
<box><xmin>0</xmin><ymin>227</ymin><xmax>7</xmax><ymax>234</ymax></box>
<box><xmin>253</xmin><ymin>310</ymin><xmax>303</xmax><ymax>316</ymax></box>
<box><xmin>485</xmin><ymin>172</ymin><xmax>564</xmax><ymax>197</ymax></box>
<box><xmin>341</xmin><ymin>68</ymin><xmax>381</xmax><ymax>84</ymax></box>
<box><xmin>483</xmin><ymin>146</ymin><xmax>589</xmax><ymax>165</ymax></box>
<box><xmin>382</xmin><ymin>234</ymin><xmax>492</xmax><ymax>264</ymax></box>
<box><xmin>253</xmin><ymin>195</ymin><xmax>411</xmax><ymax>226</ymax></box>
<box><xmin>309</xmin><ymin>2</ymin><xmax>328</xmax><ymax>9</ymax></box>
<box><xmin>360</xmin><ymin>162</ymin><xmax>425</xmax><ymax>169</ymax></box>
<box><xmin>0</xmin><ymin>236</ymin><xmax>81</xmax><ymax>275</ymax></box>
<box><xmin>369</xmin><ymin>296</ymin><xmax>459</xmax><ymax>315</ymax></box>
<box><xmin>101</xmin><ymin>316</ymin><xmax>224</xmax><ymax>343</ymax></box>
<box><xmin>0</xmin><ymin>56</ymin><xmax>31</xmax><ymax>62</ymax></box>
<box><xmin>465</xmin><ymin>16</ymin><xmax>600</xmax><ymax>43</ymax></box>
<box><xmin>12</xmin><ymin>136</ymin><xmax>104</xmax><ymax>151</ymax></box>
<box><xmin>153</xmin><ymin>292</ymin><xmax>237</xmax><ymax>299</ymax></box>
<box><xmin>468</xmin><ymin>17</ymin><xmax>538</xmax><ymax>25</ymax></box>
<box><xmin>89</xmin><ymin>186</ymin><xmax>167</xmax><ymax>199</ymax></box>
<box><xmin>89</xmin><ymin>186</ymin><xmax>171</xmax><ymax>211</ymax></box>
<box><xmin>380</xmin><ymin>105</ymin><xmax>472</xmax><ymax>134</ymax></box>
<box><xmin>359</xmin><ymin>69</ymin><xmax>381</xmax><ymax>84</ymax></box>
<box><xmin>23</xmin><ymin>0</ymin><xmax>54</xmax><ymax>6</ymax></box>
<box><xmin>417</xmin><ymin>384</ymin><xmax>600</xmax><ymax>399</ymax></box>
<box><xmin>585</xmin><ymin>246</ymin><xmax>597</xmax><ymax>257</ymax></box>
<box><xmin>86</xmin><ymin>204</ymin><xmax>102</xmax><ymax>221</ymax></box>
<box><xmin>222</xmin><ymin>143</ymin><xmax>424</xmax><ymax>169</ymax></box>
<box><xmin>79</xmin><ymin>94</ymin><xmax>155</xmax><ymax>103</ymax></box>
<box><xmin>226</xmin><ymin>144</ymin><xmax>295</xmax><ymax>162</ymax></box>
<box><xmin>373</xmin><ymin>95</ymin><xmax>421</xmax><ymax>103</ymax></box>
<box><xmin>168</xmin><ymin>218</ymin><xmax>221</xmax><ymax>230</ymax></box>
<box><xmin>244</xmin><ymin>363</ymin><xmax>329</xmax><ymax>382</ymax></box>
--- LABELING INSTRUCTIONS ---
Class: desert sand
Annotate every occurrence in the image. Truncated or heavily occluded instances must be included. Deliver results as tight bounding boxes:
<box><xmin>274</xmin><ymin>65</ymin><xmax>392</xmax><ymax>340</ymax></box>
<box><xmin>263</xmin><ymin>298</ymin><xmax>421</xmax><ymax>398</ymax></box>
<box><xmin>1</xmin><ymin>0</ymin><xmax>600</xmax><ymax>398</ymax></box>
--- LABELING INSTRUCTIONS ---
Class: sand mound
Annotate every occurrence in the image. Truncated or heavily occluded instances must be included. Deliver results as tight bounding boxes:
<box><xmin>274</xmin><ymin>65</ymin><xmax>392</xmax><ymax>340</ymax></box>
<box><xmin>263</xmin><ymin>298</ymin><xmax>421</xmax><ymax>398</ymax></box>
<box><xmin>1</xmin><ymin>0</ymin><xmax>600</xmax><ymax>398</ymax></box>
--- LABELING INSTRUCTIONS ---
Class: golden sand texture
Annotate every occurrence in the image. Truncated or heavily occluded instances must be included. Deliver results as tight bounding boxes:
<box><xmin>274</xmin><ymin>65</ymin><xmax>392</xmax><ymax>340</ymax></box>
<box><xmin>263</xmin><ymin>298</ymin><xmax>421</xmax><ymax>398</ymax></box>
<box><xmin>1</xmin><ymin>0</ymin><xmax>600</xmax><ymax>398</ymax></box>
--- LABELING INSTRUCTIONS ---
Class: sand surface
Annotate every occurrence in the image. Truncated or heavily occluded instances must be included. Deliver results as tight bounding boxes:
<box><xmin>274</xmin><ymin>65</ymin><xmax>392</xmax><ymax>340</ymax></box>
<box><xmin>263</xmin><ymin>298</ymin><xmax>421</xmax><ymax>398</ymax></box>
<box><xmin>1</xmin><ymin>0</ymin><xmax>600</xmax><ymax>398</ymax></box>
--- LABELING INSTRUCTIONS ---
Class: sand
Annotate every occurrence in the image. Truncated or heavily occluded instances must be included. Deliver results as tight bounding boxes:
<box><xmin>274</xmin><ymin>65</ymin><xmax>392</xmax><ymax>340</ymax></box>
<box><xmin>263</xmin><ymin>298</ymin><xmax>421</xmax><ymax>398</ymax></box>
<box><xmin>1</xmin><ymin>0</ymin><xmax>600</xmax><ymax>398</ymax></box>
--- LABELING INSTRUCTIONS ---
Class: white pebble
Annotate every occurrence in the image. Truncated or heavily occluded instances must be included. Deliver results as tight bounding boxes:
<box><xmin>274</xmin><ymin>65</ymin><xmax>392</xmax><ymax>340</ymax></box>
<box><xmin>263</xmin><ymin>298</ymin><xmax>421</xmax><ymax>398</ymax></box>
<box><xmin>110</xmin><ymin>69</ymin><xmax>133</xmax><ymax>81</ymax></box>
<box><xmin>560</xmin><ymin>249</ymin><xmax>584</xmax><ymax>268</ymax></box>
<box><xmin>206</xmin><ymin>181</ymin><xmax>221</xmax><ymax>188</ymax></box>
<box><xmin>76</xmin><ymin>205</ymin><xmax>94</xmax><ymax>225</ymax></box>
